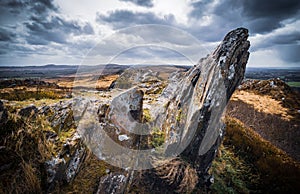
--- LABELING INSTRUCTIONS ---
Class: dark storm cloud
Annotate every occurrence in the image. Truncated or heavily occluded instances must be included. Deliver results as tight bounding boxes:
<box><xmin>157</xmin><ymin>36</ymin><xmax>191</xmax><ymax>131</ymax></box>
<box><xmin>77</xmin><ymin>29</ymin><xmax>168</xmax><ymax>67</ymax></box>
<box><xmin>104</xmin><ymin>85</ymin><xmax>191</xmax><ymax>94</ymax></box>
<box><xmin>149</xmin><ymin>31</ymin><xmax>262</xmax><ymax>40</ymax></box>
<box><xmin>278</xmin><ymin>44</ymin><xmax>300</xmax><ymax>63</ymax></box>
<box><xmin>242</xmin><ymin>0</ymin><xmax>300</xmax><ymax>19</ymax></box>
<box><xmin>189</xmin><ymin>0</ymin><xmax>212</xmax><ymax>18</ymax></box>
<box><xmin>119</xmin><ymin>0</ymin><xmax>153</xmax><ymax>7</ymax></box>
<box><xmin>25</xmin><ymin>15</ymin><xmax>94</xmax><ymax>45</ymax></box>
<box><xmin>212</xmin><ymin>0</ymin><xmax>300</xmax><ymax>34</ymax></box>
<box><xmin>96</xmin><ymin>10</ymin><xmax>175</xmax><ymax>29</ymax></box>
<box><xmin>187</xmin><ymin>0</ymin><xmax>245</xmax><ymax>41</ymax></box>
<box><xmin>0</xmin><ymin>0</ymin><xmax>94</xmax><ymax>47</ymax></box>
<box><xmin>254</xmin><ymin>32</ymin><xmax>300</xmax><ymax>54</ymax></box>
<box><xmin>188</xmin><ymin>0</ymin><xmax>300</xmax><ymax>66</ymax></box>
<box><xmin>0</xmin><ymin>27</ymin><xmax>16</xmax><ymax>42</ymax></box>
<box><xmin>189</xmin><ymin>0</ymin><xmax>300</xmax><ymax>35</ymax></box>
<box><xmin>270</xmin><ymin>31</ymin><xmax>300</xmax><ymax>45</ymax></box>
<box><xmin>1</xmin><ymin>0</ymin><xmax>57</xmax><ymax>15</ymax></box>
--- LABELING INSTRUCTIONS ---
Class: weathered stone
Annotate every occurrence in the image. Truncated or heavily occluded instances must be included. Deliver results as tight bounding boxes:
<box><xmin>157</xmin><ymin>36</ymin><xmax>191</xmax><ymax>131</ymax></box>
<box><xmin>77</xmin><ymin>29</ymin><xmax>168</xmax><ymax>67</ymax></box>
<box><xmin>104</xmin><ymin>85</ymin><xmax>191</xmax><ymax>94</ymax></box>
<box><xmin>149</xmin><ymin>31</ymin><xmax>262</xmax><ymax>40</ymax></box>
<box><xmin>108</xmin><ymin>87</ymin><xmax>145</xmax><ymax>141</ymax></box>
<box><xmin>49</xmin><ymin>100</ymin><xmax>75</xmax><ymax>132</ymax></box>
<box><xmin>96</xmin><ymin>173</ymin><xmax>128</xmax><ymax>194</ymax></box>
<box><xmin>39</xmin><ymin>105</ymin><xmax>51</xmax><ymax>115</ymax></box>
<box><xmin>149</xmin><ymin>27</ymin><xmax>250</xmax><ymax>190</ymax></box>
<box><xmin>45</xmin><ymin>140</ymin><xmax>86</xmax><ymax>192</ymax></box>
<box><xmin>112</xmin><ymin>67</ymin><xmax>161</xmax><ymax>89</ymax></box>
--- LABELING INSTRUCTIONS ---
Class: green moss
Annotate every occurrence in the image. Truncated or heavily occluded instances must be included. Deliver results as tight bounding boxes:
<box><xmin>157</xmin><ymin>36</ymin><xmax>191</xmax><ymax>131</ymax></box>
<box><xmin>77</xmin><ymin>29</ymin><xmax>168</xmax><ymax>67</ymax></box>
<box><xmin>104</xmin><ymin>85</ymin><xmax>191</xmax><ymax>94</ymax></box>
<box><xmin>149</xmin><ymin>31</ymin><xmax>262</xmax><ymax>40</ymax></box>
<box><xmin>176</xmin><ymin>109</ymin><xmax>182</xmax><ymax>122</ymax></box>
<box><xmin>143</xmin><ymin>108</ymin><xmax>152</xmax><ymax>123</ymax></box>
<box><xmin>150</xmin><ymin>127</ymin><xmax>165</xmax><ymax>148</ymax></box>
<box><xmin>153</xmin><ymin>82</ymin><xmax>167</xmax><ymax>94</ymax></box>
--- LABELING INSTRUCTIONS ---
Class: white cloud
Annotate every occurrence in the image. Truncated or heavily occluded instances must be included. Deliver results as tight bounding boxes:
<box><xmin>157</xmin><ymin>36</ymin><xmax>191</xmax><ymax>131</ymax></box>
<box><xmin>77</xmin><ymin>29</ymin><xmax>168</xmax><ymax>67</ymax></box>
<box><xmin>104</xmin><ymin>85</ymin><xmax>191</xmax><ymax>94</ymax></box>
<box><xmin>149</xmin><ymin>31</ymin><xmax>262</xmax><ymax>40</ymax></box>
<box><xmin>249</xmin><ymin>20</ymin><xmax>300</xmax><ymax>51</ymax></box>
<box><xmin>1</xmin><ymin>0</ymin><xmax>299</xmax><ymax>67</ymax></box>
<box><xmin>248</xmin><ymin>49</ymin><xmax>285</xmax><ymax>67</ymax></box>
<box><xmin>152</xmin><ymin>0</ymin><xmax>192</xmax><ymax>25</ymax></box>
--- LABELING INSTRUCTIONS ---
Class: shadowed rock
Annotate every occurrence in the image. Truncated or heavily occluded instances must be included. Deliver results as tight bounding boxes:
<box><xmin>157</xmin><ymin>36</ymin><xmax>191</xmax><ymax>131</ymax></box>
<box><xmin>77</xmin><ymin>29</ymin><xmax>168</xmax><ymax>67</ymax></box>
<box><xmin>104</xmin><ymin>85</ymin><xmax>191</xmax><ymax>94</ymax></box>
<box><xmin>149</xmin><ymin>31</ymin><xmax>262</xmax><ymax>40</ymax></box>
<box><xmin>19</xmin><ymin>104</ymin><xmax>38</xmax><ymax>118</ymax></box>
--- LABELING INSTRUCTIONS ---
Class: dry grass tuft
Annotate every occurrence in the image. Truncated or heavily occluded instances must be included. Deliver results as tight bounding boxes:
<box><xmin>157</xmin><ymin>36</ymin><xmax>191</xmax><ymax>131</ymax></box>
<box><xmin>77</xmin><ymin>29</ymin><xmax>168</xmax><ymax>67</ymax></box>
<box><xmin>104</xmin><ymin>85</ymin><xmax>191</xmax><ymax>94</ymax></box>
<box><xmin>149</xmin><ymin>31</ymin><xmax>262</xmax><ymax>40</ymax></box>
<box><xmin>152</xmin><ymin>157</ymin><xmax>198</xmax><ymax>193</ymax></box>
<box><xmin>0</xmin><ymin>113</ymin><xmax>53</xmax><ymax>193</ymax></box>
<box><xmin>21</xmin><ymin>161</ymin><xmax>42</xmax><ymax>192</ymax></box>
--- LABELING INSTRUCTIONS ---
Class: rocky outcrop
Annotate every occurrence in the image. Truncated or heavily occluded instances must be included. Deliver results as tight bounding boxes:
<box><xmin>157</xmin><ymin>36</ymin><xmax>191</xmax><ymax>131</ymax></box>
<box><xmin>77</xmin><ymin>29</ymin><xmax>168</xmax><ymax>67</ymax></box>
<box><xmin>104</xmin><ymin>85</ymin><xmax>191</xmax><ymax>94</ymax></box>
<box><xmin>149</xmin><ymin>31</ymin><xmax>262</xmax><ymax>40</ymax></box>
<box><xmin>49</xmin><ymin>101</ymin><xmax>75</xmax><ymax>132</ymax></box>
<box><xmin>36</xmin><ymin>100</ymin><xmax>87</xmax><ymax>191</ymax></box>
<box><xmin>45</xmin><ymin>139</ymin><xmax>86</xmax><ymax>192</ymax></box>
<box><xmin>0</xmin><ymin>28</ymin><xmax>250</xmax><ymax>193</ymax></box>
<box><xmin>111</xmin><ymin>67</ymin><xmax>162</xmax><ymax>89</ymax></box>
<box><xmin>151</xmin><ymin>27</ymin><xmax>249</xmax><ymax>191</ymax></box>
<box><xmin>84</xmin><ymin>27</ymin><xmax>250</xmax><ymax>193</ymax></box>
<box><xmin>96</xmin><ymin>173</ymin><xmax>128</xmax><ymax>194</ymax></box>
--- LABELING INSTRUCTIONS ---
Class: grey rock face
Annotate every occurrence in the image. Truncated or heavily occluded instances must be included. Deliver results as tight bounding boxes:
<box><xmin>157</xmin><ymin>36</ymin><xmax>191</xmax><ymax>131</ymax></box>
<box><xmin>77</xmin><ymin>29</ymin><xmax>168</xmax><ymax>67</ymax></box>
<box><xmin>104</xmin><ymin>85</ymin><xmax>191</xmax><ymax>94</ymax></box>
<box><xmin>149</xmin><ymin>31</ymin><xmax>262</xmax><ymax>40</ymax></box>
<box><xmin>96</xmin><ymin>173</ymin><xmax>128</xmax><ymax>194</ymax></box>
<box><xmin>32</xmin><ymin>99</ymin><xmax>87</xmax><ymax>192</ymax></box>
<box><xmin>45</xmin><ymin>129</ymin><xmax>86</xmax><ymax>192</ymax></box>
<box><xmin>112</xmin><ymin>67</ymin><xmax>161</xmax><ymax>89</ymax></box>
<box><xmin>150</xmin><ymin>27</ymin><xmax>249</xmax><ymax>190</ymax></box>
<box><xmin>49</xmin><ymin>101</ymin><xmax>75</xmax><ymax>132</ymax></box>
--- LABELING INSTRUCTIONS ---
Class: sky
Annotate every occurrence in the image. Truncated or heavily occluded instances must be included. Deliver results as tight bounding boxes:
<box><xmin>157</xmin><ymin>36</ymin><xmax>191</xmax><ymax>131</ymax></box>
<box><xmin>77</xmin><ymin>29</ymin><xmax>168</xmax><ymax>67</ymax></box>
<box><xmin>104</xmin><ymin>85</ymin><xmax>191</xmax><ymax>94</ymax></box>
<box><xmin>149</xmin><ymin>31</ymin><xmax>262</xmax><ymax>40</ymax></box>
<box><xmin>0</xmin><ymin>0</ymin><xmax>299</xmax><ymax>67</ymax></box>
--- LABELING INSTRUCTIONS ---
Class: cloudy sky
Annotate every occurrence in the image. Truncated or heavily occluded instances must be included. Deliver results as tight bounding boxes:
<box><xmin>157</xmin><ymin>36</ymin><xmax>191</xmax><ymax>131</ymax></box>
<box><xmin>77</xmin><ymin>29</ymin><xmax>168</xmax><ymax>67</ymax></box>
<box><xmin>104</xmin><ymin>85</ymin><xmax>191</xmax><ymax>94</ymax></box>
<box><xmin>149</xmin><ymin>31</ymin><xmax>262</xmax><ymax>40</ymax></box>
<box><xmin>0</xmin><ymin>0</ymin><xmax>299</xmax><ymax>67</ymax></box>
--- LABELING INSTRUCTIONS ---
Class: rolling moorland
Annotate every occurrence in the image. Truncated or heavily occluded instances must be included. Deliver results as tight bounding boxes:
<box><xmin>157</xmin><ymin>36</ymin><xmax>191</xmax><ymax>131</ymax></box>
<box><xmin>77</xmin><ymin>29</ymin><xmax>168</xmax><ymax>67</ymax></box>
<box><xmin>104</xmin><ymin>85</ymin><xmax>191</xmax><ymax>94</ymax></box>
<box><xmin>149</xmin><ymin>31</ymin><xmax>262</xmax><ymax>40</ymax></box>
<box><xmin>0</xmin><ymin>64</ymin><xmax>300</xmax><ymax>193</ymax></box>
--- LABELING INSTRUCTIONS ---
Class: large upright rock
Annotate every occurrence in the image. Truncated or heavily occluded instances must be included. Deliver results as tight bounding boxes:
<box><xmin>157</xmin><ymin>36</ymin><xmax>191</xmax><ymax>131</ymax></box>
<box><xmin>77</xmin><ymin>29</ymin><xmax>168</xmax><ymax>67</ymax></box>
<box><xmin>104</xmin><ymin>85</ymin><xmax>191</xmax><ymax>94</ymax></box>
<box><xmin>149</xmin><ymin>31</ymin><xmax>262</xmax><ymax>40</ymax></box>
<box><xmin>152</xmin><ymin>27</ymin><xmax>250</xmax><ymax>191</ymax></box>
<box><xmin>148</xmin><ymin>27</ymin><xmax>249</xmax><ymax>192</ymax></box>
<box><xmin>85</xmin><ymin>28</ymin><xmax>250</xmax><ymax>193</ymax></box>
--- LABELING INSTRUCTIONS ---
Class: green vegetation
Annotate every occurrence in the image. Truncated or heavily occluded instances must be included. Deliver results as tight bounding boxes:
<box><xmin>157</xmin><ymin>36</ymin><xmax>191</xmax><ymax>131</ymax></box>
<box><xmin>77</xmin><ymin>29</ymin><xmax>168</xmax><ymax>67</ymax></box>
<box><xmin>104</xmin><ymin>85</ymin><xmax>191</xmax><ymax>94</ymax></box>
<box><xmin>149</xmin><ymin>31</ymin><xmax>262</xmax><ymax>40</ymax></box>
<box><xmin>176</xmin><ymin>109</ymin><xmax>182</xmax><ymax>122</ymax></box>
<box><xmin>150</xmin><ymin>127</ymin><xmax>165</xmax><ymax>148</ymax></box>
<box><xmin>211</xmin><ymin>145</ymin><xmax>255</xmax><ymax>194</ymax></box>
<box><xmin>211</xmin><ymin>116</ymin><xmax>300</xmax><ymax>193</ymax></box>
<box><xmin>287</xmin><ymin>82</ymin><xmax>300</xmax><ymax>87</ymax></box>
<box><xmin>143</xmin><ymin>108</ymin><xmax>152</xmax><ymax>123</ymax></box>
<box><xmin>0</xmin><ymin>89</ymin><xmax>63</xmax><ymax>101</ymax></box>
